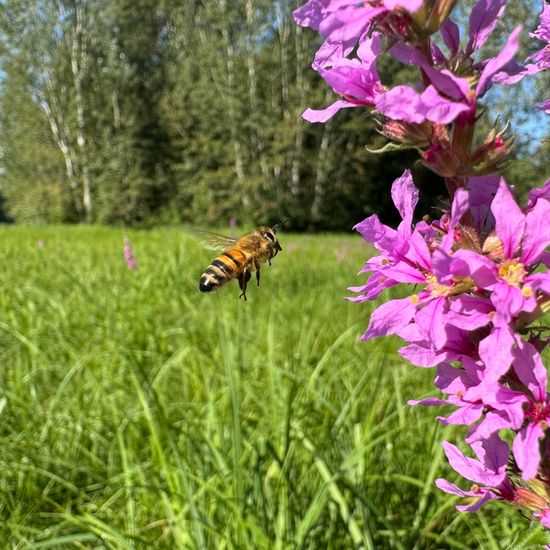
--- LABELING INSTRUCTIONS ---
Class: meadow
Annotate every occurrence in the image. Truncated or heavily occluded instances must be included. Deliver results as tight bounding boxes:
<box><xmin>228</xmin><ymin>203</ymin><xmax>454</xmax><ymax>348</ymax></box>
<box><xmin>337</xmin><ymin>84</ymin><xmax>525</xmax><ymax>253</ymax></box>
<box><xmin>0</xmin><ymin>226</ymin><xmax>541</xmax><ymax>549</ymax></box>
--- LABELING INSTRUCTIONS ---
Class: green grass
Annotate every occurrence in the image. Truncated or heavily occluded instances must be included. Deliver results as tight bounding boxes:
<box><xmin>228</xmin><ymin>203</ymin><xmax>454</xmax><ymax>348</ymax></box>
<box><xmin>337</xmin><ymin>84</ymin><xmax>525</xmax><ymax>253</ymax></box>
<box><xmin>0</xmin><ymin>226</ymin><xmax>542</xmax><ymax>548</ymax></box>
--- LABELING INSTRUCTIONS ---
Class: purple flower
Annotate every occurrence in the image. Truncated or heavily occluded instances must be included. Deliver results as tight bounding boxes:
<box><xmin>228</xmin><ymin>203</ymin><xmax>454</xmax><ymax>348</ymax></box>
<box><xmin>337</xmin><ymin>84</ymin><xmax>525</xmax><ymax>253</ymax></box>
<box><xmin>349</xmin><ymin>172</ymin><xmax>501</xmax><ymax>349</ymax></box>
<box><xmin>487</xmin><ymin>339</ymin><xmax>548</xmax><ymax>480</ymax></box>
<box><xmin>297</xmin><ymin>0</ymin><xmax>550</xmax><ymax>524</ymax></box>
<box><xmin>449</xmin><ymin>179</ymin><xmax>550</xmax><ymax>323</ymax></box>
<box><xmin>413</xmin><ymin>336</ymin><xmax>549</xmax><ymax>480</ymax></box>
<box><xmin>293</xmin><ymin>0</ymin><xmax>423</xmax><ymax>50</ymax></box>
<box><xmin>492</xmin><ymin>3</ymin><xmax>550</xmax><ymax>85</ymax></box>
<box><xmin>302</xmin><ymin>34</ymin><xmax>385</xmax><ymax>123</ymax></box>
<box><xmin>409</xmin><ymin>359</ymin><xmax>485</xmax><ymax>423</ymax></box>
<box><xmin>397</xmin><ymin>321</ymin><xmax>477</xmax><ymax>367</ymax></box>
<box><xmin>437</xmin><ymin>436</ymin><xmax>550</xmax><ymax>525</ymax></box>
<box><xmin>123</xmin><ymin>236</ymin><xmax>138</xmax><ymax>270</ymax></box>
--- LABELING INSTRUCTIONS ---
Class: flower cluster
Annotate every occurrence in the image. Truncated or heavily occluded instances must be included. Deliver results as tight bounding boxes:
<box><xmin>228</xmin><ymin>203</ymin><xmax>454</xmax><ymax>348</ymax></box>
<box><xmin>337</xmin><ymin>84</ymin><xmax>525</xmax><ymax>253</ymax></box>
<box><xmin>294</xmin><ymin>0</ymin><xmax>550</xmax><ymax>528</ymax></box>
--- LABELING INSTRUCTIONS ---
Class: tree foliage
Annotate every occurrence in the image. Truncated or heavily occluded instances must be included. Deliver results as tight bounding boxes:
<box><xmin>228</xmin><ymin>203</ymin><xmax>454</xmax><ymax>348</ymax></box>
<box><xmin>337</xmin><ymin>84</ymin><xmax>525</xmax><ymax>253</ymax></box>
<box><xmin>0</xmin><ymin>0</ymin><xmax>546</xmax><ymax>229</ymax></box>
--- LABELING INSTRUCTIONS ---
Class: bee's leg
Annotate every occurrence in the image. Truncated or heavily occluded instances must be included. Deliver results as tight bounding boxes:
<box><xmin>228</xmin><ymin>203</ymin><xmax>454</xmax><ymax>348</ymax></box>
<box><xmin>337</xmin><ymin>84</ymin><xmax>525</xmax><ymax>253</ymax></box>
<box><xmin>239</xmin><ymin>269</ymin><xmax>252</xmax><ymax>300</ymax></box>
<box><xmin>254</xmin><ymin>260</ymin><xmax>261</xmax><ymax>287</ymax></box>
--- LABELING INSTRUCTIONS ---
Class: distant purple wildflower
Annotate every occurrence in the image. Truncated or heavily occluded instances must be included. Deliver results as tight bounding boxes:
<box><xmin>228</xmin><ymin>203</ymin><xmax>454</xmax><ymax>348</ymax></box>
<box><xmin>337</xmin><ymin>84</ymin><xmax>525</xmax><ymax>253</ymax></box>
<box><xmin>123</xmin><ymin>236</ymin><xmax>137</xmax><ymax>270</ymax></box>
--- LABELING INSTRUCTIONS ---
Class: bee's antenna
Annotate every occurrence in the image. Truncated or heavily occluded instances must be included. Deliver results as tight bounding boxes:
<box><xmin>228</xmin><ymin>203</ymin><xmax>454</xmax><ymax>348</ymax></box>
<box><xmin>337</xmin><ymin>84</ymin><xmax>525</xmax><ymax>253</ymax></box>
<box><xmin>272</xmin><ymin>217</ymin><xmax>291</xmax><ymax>232</ymax></box>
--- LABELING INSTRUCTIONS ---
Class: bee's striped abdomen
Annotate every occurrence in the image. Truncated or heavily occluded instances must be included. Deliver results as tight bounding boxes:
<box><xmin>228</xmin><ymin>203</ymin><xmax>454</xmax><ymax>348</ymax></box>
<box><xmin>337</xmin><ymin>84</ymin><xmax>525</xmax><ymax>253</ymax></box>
<box><xmin>199</xmin><ymin>249</ymin><xmax>246</xmax><ymax>293</ymax></box>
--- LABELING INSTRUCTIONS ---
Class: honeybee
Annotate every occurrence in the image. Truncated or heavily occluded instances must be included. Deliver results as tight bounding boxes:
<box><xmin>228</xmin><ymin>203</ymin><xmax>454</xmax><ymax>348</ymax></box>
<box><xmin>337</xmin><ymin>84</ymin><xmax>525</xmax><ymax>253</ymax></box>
<box><xmin>197</xmin><ymin>220</ymin><xmax>288</xmax><ymax>300</ymax></box>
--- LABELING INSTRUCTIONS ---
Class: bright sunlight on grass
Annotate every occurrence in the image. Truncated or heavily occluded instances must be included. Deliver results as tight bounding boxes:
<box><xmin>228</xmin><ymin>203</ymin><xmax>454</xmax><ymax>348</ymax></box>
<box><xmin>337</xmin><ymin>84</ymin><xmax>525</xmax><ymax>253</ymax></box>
<box><xmin>0</xmin><ymin>226</ymin><xmax>531</xmax><ymax>548</ymax></box>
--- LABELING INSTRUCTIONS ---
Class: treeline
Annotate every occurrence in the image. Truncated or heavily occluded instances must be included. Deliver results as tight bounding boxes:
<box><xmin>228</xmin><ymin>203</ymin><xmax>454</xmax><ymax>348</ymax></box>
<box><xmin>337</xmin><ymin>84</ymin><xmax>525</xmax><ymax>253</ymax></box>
<box><xmin>0</xmin><ymin>0</ymin><xmax>547</xmax><ymax>230</ymax></box>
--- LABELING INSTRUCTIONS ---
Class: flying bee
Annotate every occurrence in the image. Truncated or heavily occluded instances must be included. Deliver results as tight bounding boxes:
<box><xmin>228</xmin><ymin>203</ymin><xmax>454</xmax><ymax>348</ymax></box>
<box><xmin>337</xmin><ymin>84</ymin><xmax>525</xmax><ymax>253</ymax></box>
<box><xmin>196</xmin><ymin>219</ymin><xmax>288</xmax><ymax>300</ymax></box>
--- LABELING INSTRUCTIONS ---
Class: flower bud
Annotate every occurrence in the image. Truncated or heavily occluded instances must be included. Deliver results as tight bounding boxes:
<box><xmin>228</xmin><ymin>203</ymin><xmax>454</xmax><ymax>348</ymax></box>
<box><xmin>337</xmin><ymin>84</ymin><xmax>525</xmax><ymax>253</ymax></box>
<box><xmin>421</xmin><ymin>143</ymin><xmax>460</xmax><ymax>177</ymax></box>
<box><xmin>379</xmin><ymin>120</ymin><xmax>433</xmax><ymax>147</ymax></box>
<box><xmin>466</xmin><ymin>122</ymin><xmax>515</xmax><ymax>176</ymax></box>
<box><xmin>373</xmin><ymin>8</ymin><xmax>419</xmax><ymax>43</ymax></box>
<box><xmin>482</xmin><ymin>232</ymin><xmax>504</xmax><ymax>261</ymax></box>
<box><xmin>514</xmin><ymin>487</ymin><xmax>550</xmax><ymax>512</ymax></box>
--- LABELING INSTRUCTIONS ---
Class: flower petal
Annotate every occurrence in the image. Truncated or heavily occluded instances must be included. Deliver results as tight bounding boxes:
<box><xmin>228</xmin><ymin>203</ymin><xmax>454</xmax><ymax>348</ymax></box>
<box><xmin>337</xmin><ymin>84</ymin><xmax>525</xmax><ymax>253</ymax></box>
<box><xmin>363</xmin><ymin>297</ymin><xmax>416</xmax><ymax>340</ymax></box>
<box><xmin>415</xmin><ymin>297</ymin><xmax>448</xmax><ymax>350</ymax></box>
<box><xmin>466</xmin><ymin>410</ymin><xmax>512</xmax><ymax>443</ymax></box>
<box><xmin>491</xmin><ymin>179</ymin><xmax>525</xmax><ymax>259</ymax></box>
<box><xmin>391</xmin><ymin>169</ymin><xmax>418</xmax><ymax>231</ymax></box>
<box><xmin>521</xmin><ymin>197</ymin><xmax>550</xmax><ymax>266</ymax></box>
<box><xmin>375</xmin><ymin>85</ymin><xmax>425</xmax><ymax>123</ymax></box>
<box><xmin>438</xmin><ymin>403</ymin><xmax>484</xmax><ymax>426</ymax></box>
<box><xmin>419</xmin><ymin>85</ymin><xmax>470</xmax><ymax>124</ymax></box>
<box><xmin>442</xmin><ymin>441</ymin><xmax>505</xmax><ymax>486</ymax></box>
<box><xmin>477</xmin><ymin>325</ymin><xmax>514</xmax><ymax>385</ymax></box>
<box><xmin>511</xmin><ymin>339</ymin><xmax>547</xmax><ymax>403</ymax></box>
<box><xmin>441</xmin><ymin>19</ymin><xmax>460</xmax><ymax>55</ymax></box>
<box><xmin>441</xmin><ymin>188</ymin><xmax>469</xmax><ymax>252</ymax></box>
<box><xmin>527</xmin><ymin>177</ymin><xmax>550</xmax><ymax>209</ymax></box>
<box><xmin>513</xmin><ymin>423</ymin><xmax>545</xmax><ymax>480</ymax></box>
<box><xmin>302</xmin><ymin>99</ymin><xmax>356</xmax><ymax>123</ymax></box>
<box><xmin>476</xmin><ymin>25</ymin><xmax>522</xmax><ymax>96</ymax></box>
<box><xmin>466</xmin><ymin>0</ymin><xmax>507</xmax><ymax>55</ymax></box>
<box><xmin>455</xmin><ymin>490</ymin><xmax>499</xmax><ymax>512</ymax></box>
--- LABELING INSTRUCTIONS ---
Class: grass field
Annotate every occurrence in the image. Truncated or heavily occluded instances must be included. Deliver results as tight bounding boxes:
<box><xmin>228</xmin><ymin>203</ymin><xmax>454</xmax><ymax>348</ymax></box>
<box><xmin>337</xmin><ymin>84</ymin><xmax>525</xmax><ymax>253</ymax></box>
<box><xmin>0</xmin><ymin>226</ymin><xmax>542</xmax><ymax>549</ymax></box>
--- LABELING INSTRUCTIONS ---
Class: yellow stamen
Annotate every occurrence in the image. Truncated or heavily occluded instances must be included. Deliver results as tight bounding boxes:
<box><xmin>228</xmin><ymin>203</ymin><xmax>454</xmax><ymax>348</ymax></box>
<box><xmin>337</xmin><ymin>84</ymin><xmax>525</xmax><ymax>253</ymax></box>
<box><xmin>498</xmin><ymin>260</ymin><xmax>526</xmax><ymax>286</ymax></box>
<box><xmin>522</xmin><ymin>285</ymin><xmax>533</xmax><ymax>298</ymax></box>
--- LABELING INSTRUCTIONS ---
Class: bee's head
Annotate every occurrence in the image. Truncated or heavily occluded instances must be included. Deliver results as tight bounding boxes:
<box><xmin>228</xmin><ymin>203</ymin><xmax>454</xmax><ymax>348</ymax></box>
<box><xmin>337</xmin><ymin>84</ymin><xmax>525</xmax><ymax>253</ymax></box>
<box><xmin>259</xmin><ymin>225</ymin><xmax>282</xmax><ymax>255</ymax></box>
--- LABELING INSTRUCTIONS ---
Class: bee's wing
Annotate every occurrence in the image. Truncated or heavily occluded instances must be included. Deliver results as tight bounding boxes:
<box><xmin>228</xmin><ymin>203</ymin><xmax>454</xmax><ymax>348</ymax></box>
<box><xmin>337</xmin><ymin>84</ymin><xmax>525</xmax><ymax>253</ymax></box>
<box><xmin>189</xmin><ymin>229</ymin><xmax>237</xmax><ymax>251</ymax></box>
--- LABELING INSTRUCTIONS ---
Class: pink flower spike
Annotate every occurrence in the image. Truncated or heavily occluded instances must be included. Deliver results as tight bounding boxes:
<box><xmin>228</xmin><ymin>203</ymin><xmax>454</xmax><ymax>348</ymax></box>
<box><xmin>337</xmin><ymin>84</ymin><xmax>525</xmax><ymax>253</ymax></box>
<box><xmin>123</xmin><ymin>236</ymin><xmax>138</xmax><ymax>270</ymax></box>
